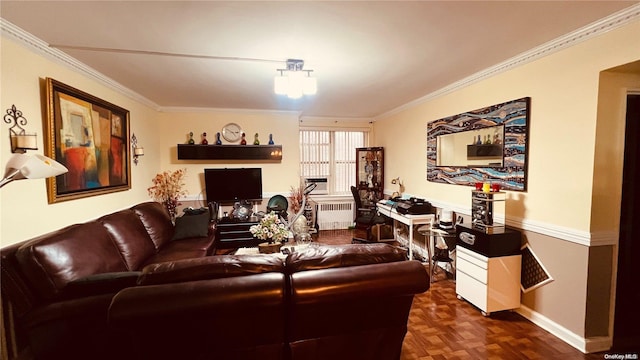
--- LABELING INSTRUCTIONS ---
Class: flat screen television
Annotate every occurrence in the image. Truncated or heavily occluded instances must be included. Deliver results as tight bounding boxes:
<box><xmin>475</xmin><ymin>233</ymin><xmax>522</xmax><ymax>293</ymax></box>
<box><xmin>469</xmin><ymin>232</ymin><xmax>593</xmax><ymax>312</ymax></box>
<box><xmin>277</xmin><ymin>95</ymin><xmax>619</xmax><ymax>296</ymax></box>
<box><xmin>204</xmin><ymin>168</ymin><xmax>262</xmax><ymax>203</ymax></box>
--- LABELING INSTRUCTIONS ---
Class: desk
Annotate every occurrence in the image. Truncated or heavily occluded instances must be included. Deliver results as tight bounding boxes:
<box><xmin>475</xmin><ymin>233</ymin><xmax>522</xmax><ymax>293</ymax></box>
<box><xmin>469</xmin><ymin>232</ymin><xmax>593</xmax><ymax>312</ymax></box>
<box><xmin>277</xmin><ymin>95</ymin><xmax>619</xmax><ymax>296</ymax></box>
<box><xmin>376</xmin><ymin>202</ymin><xmax>435</xmax><ymax>261</ymax></box>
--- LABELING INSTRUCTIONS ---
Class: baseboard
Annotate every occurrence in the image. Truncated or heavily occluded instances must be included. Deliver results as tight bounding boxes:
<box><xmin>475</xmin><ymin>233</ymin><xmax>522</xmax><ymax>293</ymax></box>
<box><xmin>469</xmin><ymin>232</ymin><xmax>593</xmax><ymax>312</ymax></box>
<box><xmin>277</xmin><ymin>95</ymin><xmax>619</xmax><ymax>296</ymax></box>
<box><xmin>516</xmin><ymin>305</ymin><xmax>612</xmax><ymax>354</ymax></box>
<box><xmin>584</xmin><ymin>336</ymin><xmax>613</xmax><ymax>354</ymax></box>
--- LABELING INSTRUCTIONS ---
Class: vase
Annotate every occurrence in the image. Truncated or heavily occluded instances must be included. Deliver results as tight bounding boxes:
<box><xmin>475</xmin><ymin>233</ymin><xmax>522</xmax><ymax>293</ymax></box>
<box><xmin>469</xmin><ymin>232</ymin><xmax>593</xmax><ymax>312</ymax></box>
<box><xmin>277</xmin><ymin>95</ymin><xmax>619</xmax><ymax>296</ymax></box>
<box><xmin>258</xmin><ymin>241</ymin><xmax>282</xmax><ymax>254</ymax></box>
<box><xmin>163</xmin><ymin>199</ymin><xmax>178</xmax><ymax>222</ymax></box>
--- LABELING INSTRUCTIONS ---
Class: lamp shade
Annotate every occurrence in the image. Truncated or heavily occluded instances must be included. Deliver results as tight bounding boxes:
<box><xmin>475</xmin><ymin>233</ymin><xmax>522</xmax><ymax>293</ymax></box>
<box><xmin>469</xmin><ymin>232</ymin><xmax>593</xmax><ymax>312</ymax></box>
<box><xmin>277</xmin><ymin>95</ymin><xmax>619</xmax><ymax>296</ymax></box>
<box><xmin>1</xmin><ymin>153</ymin><xmax>68</xmax><ymax>188</ymax></box>
<box><xmin>134</xmin><ymin>147</ymin><xmax>145</xmax><ymax>156</ymax></box>
<box><xmin>287</xmin><ymin>71</ymin><xmax>304</xmax><ymax>99</ymax></box>
<box><xmin>302</xmin><ymin>76</ymin><xmax>317</xmax><ymax>95</ymax></box>
<box><xmin>274</xmin><ymin>75</ymin><xmax>288</xmax><ymax>95</ymax></box>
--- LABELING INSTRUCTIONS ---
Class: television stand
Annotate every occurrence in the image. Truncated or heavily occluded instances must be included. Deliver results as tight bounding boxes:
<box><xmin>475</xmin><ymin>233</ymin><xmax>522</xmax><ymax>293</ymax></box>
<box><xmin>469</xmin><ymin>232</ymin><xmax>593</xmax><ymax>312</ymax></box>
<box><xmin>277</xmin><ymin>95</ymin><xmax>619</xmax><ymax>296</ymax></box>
<box><xmin>215</xmin><ymin>217</ymin><xmax>261</xmax><ymax>249</ymax></box>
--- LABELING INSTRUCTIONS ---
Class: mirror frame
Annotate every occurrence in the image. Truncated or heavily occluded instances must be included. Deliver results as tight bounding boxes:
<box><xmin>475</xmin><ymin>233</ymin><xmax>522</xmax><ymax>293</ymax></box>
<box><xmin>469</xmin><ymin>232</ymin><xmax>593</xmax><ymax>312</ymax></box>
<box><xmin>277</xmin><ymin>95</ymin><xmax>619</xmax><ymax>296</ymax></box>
<box><xmin>426</xmin><ymin>97</ymin><xmax>530</xmax><ymax>192</ymax></box>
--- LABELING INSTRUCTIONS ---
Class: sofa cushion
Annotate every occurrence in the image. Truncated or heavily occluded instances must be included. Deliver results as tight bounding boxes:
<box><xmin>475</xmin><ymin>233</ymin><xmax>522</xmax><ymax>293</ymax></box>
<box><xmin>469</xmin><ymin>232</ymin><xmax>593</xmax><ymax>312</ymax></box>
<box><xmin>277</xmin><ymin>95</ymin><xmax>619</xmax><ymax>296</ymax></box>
<box><xmin>285</xmin><ymin>243</ymin><xmax>407</xmax><ymax>273</ymax></box>
<box><xmin>138</xmin><ymin>255</ymin><xmax>285</xmax><ymax>285</ymax></box>
<box><xmin>172</xmin><ymin>211</ymin><xmax>210</xmax><ymax>241</ymax></box>
<box><xmin>109</xmin><ymin>273</ymin><xmax>287</xmax><ymax>360</ymax></box>
<box><xmin>141</xmin><ymin>236</ymin><xmax>216</xmax><ymax>267</ymax></box>
<box><xmin>141</xmin><ymin>247</ymin><xmax>209</xmax><ymax>268</ymax></box>
<box><xmin>98</xmin><ymin>210</ymin><xmax>157</xmax><ymax>271</ymax></box>
<box><xmin>21</xmin><ymin>292</ymin><xmax>118</xmax><ymax>359</ymax></box>
<box><xmin>162</xmin><ymin>236</ymin><xmax>215</xmax><ymax>252</ymax></box>
<box><xmin>14</xmin><ymin>222</ymin><xmax>128</xmax><ymax>301</ymax></box>
<box><xmin>62</xmin><ymin>271</ymin><xmax>142</xmax><ymax>299</ymax></box>
<box><xmin>131</xmin><ymin>202</ymin><xmax>175</xmax><ymax>249</ymax></box>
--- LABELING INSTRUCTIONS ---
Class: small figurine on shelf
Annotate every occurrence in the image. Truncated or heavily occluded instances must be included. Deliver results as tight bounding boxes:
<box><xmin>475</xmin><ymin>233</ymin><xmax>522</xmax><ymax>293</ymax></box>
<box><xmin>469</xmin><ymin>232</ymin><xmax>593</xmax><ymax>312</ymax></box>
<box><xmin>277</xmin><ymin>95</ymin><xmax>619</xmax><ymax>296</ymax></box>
<box><xmin>240</xmin><ymin>132</ymin><xmax>247</xmax><ymax>145</ymax></box>
<box><xmin>215</xmin><ymin>132</ymin><xmax>222</xmax><ymax>145</ymax></box>
<box><xmin>493</xmin><ymin>130</ymin><xmax>502</xmax><ymax>145</ymax></box>
<box><xmin>201</xmin><ymin>132</ymin><xmax>208</xmax><ymax>145</ymax></box>
<box><xmin>268</xmin><ymin>134</ymin><xmax>275</xmax><ymax>145</ymax></box>
<box><xmin>188</xmin><ymin>132</ymin><xmax>195</xmax><ymax>144</ymax></box>
<box><xmin>253</xmin><ymin>133</ymin><xmax>260</xmax><ymax>145</ymax></box>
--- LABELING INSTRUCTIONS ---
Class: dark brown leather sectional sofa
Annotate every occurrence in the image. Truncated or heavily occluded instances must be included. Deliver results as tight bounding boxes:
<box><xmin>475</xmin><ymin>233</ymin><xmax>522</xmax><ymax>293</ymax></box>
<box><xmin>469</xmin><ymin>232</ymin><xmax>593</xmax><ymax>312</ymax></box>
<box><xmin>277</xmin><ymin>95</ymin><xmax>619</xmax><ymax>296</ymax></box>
<box><xmin>1</xmin><ymin>201</ymin><xmax>429</xmax><ymax>360</ymax></box>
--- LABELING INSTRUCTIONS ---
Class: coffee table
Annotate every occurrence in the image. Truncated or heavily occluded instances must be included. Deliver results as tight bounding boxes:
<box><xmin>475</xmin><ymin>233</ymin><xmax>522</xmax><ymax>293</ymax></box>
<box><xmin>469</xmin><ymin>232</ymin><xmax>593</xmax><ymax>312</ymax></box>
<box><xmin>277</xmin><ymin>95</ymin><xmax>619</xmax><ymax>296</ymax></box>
<box><xmin>235</xmin><ymin>243</ymin><xmax>312</xmax><ymax>258</ymax></box>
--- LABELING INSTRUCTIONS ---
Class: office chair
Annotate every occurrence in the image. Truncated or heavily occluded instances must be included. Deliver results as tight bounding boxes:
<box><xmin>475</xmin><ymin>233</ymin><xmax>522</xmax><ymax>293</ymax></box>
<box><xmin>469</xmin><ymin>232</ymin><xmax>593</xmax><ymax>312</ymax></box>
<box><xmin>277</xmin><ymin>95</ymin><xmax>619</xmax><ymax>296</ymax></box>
<box><xmin>350</xmin><ymin>186</ymin><xmax>392</xmax><ymax>243</ymax></box>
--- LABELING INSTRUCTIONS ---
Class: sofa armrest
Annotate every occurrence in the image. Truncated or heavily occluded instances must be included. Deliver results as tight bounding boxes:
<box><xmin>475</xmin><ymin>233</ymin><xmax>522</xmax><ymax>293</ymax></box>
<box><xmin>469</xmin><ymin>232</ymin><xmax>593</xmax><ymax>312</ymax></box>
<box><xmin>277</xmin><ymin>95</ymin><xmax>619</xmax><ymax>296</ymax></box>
<box><xmin>137</xmin><ymin>255</ymin><xmax>285</xmax><ymax>285</ymax></box>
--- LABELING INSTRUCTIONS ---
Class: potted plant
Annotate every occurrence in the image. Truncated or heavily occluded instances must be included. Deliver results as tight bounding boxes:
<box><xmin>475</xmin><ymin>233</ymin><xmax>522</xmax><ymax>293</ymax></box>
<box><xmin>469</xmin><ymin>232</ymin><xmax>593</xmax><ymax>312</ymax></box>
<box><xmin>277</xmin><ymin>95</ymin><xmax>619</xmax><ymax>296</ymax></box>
<box><xmin>249</xmin><ymin>212</ymin><xmax>289</xmax><ymax>253</ymax></box>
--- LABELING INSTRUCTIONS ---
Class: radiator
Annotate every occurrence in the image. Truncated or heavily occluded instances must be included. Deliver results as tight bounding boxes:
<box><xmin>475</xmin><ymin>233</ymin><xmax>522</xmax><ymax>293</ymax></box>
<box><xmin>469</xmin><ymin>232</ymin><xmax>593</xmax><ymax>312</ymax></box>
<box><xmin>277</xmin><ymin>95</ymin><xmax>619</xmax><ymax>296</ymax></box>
<box><xmin>317</xmin><ymin>201</ymin><xmax>354</xmax><ymax>230</ymax></box>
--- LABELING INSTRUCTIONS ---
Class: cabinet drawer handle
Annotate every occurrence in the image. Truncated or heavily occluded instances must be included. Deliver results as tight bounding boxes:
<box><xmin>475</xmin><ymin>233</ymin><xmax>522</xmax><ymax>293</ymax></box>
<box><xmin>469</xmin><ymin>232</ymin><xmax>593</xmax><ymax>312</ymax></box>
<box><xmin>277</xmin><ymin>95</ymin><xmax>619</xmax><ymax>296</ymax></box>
<box><xmin>459</xmin><ymin>232</ymin><xmax>475</xmax><ymax>245</ymax></box>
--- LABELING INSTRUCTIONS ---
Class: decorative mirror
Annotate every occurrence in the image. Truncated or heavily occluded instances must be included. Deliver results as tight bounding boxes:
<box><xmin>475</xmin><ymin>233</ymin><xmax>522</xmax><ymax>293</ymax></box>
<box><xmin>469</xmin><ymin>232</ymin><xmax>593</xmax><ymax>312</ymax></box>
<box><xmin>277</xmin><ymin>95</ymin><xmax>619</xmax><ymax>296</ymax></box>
<box><xmin>427</xmin><ymin>97</ymin><xmax>530</xmax><ymax>191</ymax></box>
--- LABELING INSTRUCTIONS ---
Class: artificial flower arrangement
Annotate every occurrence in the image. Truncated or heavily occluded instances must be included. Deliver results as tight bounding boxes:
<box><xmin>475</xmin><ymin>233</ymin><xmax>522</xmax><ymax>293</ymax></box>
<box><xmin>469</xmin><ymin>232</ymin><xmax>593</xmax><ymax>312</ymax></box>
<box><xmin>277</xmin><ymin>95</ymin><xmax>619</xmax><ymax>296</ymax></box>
<box><xmin>147</xmin><ymin>168</ymin><xmax>187</xmax><ymax>221</ymax></box>
<box><xmin>288</xmin><ymin>182</ymin><xmax>308</xmax><ymax>214</ymax></box>
<box><xmin>249</xmin><ymin>212</ymin><xmax>289</xmax><ymax>244</ymax></box>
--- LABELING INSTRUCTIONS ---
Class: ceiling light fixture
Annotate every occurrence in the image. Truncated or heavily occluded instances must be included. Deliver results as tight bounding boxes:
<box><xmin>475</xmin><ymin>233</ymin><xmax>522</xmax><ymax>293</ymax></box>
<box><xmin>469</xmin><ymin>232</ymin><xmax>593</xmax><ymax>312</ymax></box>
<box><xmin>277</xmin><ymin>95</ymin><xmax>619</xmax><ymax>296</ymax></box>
<box><xmin>274</xmin><ymin>59</ymin><xmax>317</xmax><ymax>99</ymax></box>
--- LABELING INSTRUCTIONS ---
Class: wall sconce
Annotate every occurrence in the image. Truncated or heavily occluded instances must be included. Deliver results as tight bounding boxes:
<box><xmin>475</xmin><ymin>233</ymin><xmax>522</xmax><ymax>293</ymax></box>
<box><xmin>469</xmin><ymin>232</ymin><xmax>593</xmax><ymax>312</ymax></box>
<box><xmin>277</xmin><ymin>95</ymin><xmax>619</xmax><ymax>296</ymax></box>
<box><xmin>131</xmin><ymin>133</ymin><xmax>144</xmax><ymax>165</ymax></box>
<box><xmin>4</xmin><ymin>105</ymin><xmax>38</xmax><ymax>153</ymax></box>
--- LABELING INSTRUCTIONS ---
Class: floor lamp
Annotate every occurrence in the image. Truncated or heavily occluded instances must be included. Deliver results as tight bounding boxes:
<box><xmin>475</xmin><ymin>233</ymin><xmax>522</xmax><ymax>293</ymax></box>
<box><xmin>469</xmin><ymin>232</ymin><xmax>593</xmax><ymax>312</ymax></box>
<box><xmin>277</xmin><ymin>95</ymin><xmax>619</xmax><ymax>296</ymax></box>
<box><xmin>0</xmin><ymin>153</ymin><xmax>68</xmax><ymax>188</ymax></box>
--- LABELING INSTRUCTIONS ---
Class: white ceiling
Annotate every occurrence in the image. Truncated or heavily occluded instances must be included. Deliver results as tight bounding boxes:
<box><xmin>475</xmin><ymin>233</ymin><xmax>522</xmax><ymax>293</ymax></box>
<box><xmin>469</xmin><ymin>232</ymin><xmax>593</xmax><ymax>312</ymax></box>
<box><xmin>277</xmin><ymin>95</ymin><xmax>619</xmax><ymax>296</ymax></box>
<box><xmin>1</xmin><ymin>1</ymin><xmax>638</xmax><ymax>118</ymax></box>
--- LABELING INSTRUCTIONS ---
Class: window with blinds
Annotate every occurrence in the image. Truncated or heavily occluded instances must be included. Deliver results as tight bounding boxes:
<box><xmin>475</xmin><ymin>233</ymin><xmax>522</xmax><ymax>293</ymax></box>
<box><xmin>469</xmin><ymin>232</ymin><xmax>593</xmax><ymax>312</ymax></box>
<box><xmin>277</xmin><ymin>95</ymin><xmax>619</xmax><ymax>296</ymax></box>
<box><xmin>300</xmin><ymin>130</ymin><xmax>367</xmax><ymax>195</ymax></box>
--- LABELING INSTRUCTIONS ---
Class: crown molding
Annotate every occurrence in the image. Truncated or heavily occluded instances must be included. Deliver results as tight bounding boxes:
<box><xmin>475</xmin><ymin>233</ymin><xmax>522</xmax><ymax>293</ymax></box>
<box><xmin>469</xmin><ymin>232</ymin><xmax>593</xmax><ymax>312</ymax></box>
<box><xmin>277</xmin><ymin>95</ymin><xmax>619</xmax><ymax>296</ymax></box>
<box><xmin>1</xmin><ymin>18</ymin><xmax>160</xmax><ymax>110</ymax></box>
<box><xmin>158</xmin><ymin>106</ymin><xmax>301</xmax><ymax>117</ymax></box>
<box><xmin>300</xmin><ymin>115</ymin><xmax>375</xmax><ymax>123</ymax></box>
<box><xmin>3</xmin><ymin>4</ymin><xmax>638</xmax><ymax>118</ymax></box>
<box><xmin>376</xmin><ymin>4</ymin><xmax>640</xmax><ymax>120</ymax></box>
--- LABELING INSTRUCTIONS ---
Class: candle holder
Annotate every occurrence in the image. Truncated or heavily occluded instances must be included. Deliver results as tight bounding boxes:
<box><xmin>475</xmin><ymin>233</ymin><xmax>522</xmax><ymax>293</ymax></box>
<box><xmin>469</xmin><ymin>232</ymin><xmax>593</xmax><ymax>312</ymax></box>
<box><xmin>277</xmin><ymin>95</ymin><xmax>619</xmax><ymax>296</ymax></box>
<box><xmin>4</xmin><ymin>105</ymin><xmax>38</xmax><ymax>153</ymax></box>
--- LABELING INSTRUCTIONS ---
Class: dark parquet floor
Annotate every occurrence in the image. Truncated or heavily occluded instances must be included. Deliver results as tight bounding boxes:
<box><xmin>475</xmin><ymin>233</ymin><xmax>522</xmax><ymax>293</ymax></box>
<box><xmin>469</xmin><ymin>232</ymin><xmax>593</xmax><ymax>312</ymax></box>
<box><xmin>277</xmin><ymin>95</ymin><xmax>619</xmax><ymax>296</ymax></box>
<box><xmin>314</xmin><ymin>229</ymin><xmax>614</xmax><ymax>360</ymax></box>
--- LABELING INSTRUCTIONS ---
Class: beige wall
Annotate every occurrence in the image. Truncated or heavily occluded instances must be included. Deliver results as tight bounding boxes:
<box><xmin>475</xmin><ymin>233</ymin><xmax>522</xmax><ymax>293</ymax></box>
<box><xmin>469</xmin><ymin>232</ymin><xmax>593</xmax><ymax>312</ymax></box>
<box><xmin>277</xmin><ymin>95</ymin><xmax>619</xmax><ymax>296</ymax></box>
<box><xmin>0</xmin><ymin>37</ymin><xmax>159</xmax><ymax>247</ymax></box>
<box><xmin>155</xmin><ymin>110</ymin><xmax>302</xmax><ymax>206</ymax></box>
<box><xmin>372</xmin><ymin>19</ymin><xmax>640</xmax><ymax>350</ymax></box>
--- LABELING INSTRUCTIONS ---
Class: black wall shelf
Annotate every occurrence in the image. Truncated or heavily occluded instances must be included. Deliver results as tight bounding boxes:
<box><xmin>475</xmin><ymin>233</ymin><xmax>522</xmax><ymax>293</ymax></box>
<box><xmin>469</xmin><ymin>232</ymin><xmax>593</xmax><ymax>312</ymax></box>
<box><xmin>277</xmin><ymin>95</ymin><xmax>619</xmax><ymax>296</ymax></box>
<box><xmin>177</xmin><ymin>144</ymin><xmax>282</xmax><ymax>161</ymax></box>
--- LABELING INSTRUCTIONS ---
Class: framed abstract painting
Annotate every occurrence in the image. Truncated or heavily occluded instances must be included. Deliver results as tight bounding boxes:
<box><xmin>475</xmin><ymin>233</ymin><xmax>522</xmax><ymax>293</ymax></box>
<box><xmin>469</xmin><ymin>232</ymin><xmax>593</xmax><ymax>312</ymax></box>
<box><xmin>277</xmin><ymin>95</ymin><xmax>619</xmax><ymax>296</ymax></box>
<box><xmin>44</xmin><ymin>78</ymin><xmax>131</xmax><ymax>203</ymax></box>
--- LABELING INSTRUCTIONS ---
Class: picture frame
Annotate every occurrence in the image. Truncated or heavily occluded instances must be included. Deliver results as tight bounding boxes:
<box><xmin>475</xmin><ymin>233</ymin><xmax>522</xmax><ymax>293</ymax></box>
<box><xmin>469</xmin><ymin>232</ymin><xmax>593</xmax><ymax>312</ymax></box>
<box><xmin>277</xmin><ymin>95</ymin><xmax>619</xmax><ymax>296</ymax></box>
<box><xmin>44</xmin><ymin>78</ymin><xmax>131</xmax><ymax>203</ymax></box>
<box><xmin>426</xmin><ymin>97</ymin><xmax>530</xmax><ymax>192</ymax></box>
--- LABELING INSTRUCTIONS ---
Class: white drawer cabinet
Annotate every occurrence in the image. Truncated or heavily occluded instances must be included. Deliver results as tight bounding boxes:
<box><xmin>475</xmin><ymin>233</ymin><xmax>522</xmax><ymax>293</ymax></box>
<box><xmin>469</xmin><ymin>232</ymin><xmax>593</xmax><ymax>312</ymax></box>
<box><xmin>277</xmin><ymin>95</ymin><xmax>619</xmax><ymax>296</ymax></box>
<box><xmin>456</xmin><ymin>246</ymin><xmax>521</xmax><ymax>316</ymax></box>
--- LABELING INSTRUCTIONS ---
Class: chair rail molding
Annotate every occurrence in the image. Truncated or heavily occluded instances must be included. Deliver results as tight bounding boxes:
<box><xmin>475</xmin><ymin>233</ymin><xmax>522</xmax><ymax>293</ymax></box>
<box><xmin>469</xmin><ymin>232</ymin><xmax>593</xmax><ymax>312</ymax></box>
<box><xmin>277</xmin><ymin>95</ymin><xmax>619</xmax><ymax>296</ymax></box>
<box><xmin>396</xmin><ymin>192</ymin><xmax>616</xmax><ymax>247</ymax></box>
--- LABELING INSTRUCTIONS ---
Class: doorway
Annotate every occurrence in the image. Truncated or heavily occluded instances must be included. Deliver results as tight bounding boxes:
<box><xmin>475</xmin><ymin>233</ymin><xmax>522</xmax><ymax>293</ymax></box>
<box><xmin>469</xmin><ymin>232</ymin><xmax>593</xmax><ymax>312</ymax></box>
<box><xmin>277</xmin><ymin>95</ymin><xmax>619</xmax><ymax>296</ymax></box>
<box><xmin>612</xmin><ymin>93</ymin><xmax>640</xmax><ymax>351</ymax></box>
